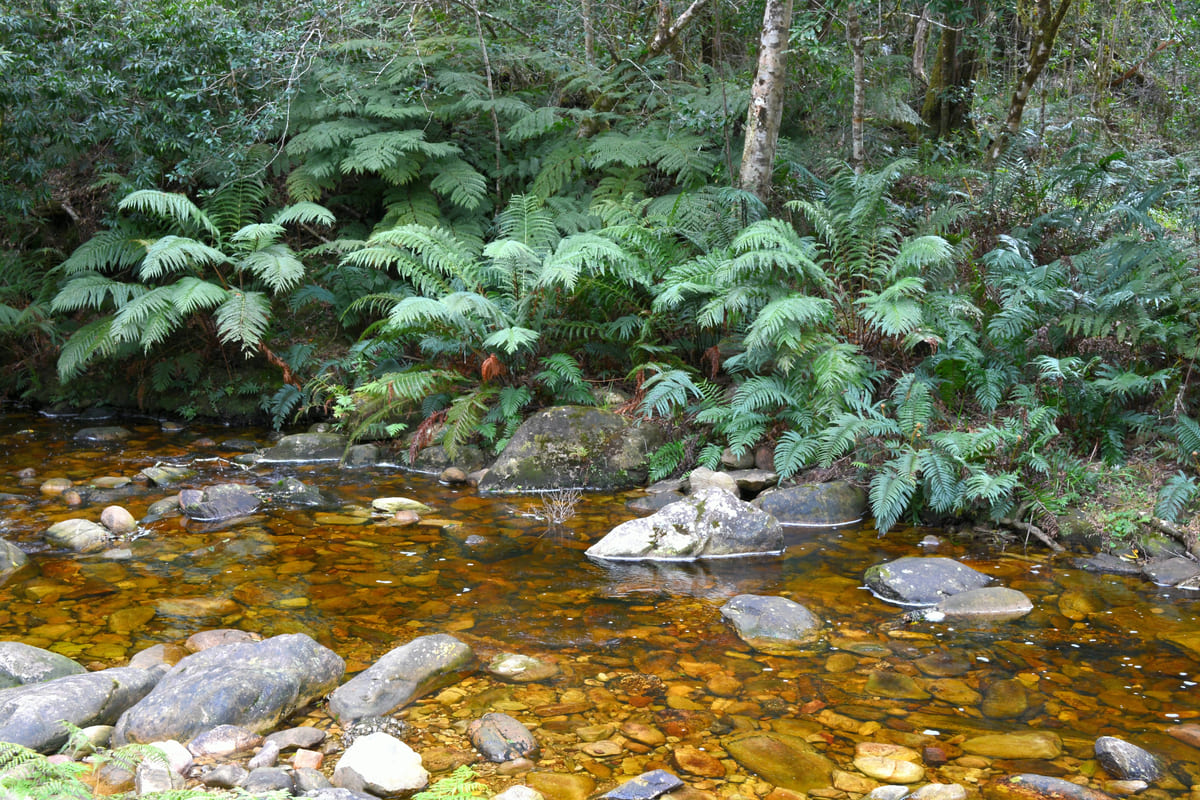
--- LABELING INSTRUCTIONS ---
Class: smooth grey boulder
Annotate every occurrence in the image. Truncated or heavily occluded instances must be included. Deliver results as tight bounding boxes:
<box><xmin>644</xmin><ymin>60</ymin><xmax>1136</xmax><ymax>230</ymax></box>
<box><xmin>929</xmin><ymin>586</ymin><xmax>1034</xmax><ymax>621</ymax></box>
<box><xmin>1095</xmin><ymin>736</ymin><xmax>1161</xmax><ymax>781</ymax></box>
<box><xmin>1142</xmin><ymin>556</ymin><xmax>1200</xmax><ymax>587</ymax></box>
<box><xmin>45</xmin><ymin>518</ymin><xmax>110</xmax><ymax>553</ymax></box>
<box><xmin>258</xmin><ymin>433</ymin><xmax>348</xmax><ymax>464</ymax></box>
<box><xmin>0</xmin><ymin>667</ymin><xmax>160</xmax><ymax>752</ymax></box>
<box><xmin>468</xmin><ymin>712</ymin><xmax>539</xmax><ymax>762</ymax></box>
<box><xmin>327</xmin><ymin>634</ymin><xmax>475</xmax><ymax>725</ymax></box>
<box><xmin>603</xmin><ymin>770</ymin><xmax>684</xmax><ymax>800</ymax></box>
<box><xmin>74</xmin><ymin>426</ymin><xmax>131</xmax><ymax>442</ymax></box>
<box><xmin>140</xmin><ymin>465</ymin><xmax>196</xmax><ymax>487</ymax></box>
<box><xmin>720</xmin><ymin>594</ymin><xmax>823</xmax><ymax>652</ymax></box>
<box><xmin>0</xmin><ymin>642</ymin><xmax>86</xmax><ymax>689</ymax></box>
<box><xmin>179</xmin><ymin>484</ymin><xmax>262</xmax><ymax>523</ymax></box>
<box><xmin>113</xmin><ymin>634</ymin><xmax>344</xmax><ymax>745</ymax></box>
<box><xmin>0</xmin><ymin>540</ymin><xmax>27</xmax><ymax>584</ymax></box>
<box><xmin>478</xmin><ymin>406</ymin><xmax>663</xmax><ymax>493</ymax></box>
<box><xmin>864</xmin><ymin>557</ymin><xmax>991</xmax><ymax>606</ymax></box>
<box><xmin>586</xmin><ymin>489</ymin><xmax>784</xmax><ymax>561</ymax></box>
<box><xmin>753</xmin><ymin>481</ymin><xmax>867</xmax><ymax>527</ymax></box>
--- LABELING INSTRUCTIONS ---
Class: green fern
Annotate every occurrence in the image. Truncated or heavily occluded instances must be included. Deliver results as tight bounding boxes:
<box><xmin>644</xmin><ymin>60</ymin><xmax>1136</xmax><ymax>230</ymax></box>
<box><xmin>412</xmin><ymin>765</ymin><xmax>488</xmax><ymax>800</ymax></box>
<box><xmin>1156</xmin><ymin>472</ymin><xmax>1198</xmax><ymax>523</ymax></box>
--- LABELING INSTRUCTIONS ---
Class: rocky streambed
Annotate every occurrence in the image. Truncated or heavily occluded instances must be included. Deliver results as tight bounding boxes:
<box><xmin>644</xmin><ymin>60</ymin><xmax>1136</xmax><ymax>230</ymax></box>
<box><xmin>1</xmin><ymin>410</ymin><xmax>1199</xmax><ymax>799</ymax></box>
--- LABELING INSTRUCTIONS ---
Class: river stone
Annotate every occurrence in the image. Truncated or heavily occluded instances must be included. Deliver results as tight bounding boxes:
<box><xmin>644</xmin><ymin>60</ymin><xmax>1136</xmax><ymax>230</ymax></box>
<box><xmin>981</xmin><ymin>678</ymin><xmax>1029</xmax><ymax>719</ymax></box>
<box><xmin>726</xmin><ymin>732</ymin><xmax>836</xmax><ymax>793</ymax></box>
<box><xmin>627</xmin><ymin>491</ymin><xmax>686</xmax><ymax>515</ymax></box>
<box><xmin>753</xmin><ymin>481</ymin><xmax>867</xmax><ymax>526</ymax></box>
<box><xmin>527</xmin><ymin>772</ymin><xmax>595</xmax><ymax>800</ymax></box>
<box><xmin>75</xmin><ymin>426</ymin><xmax>131</xmax><ymax>442</ymax></box>
<box><xmin>179</xmin><ymin>483</ymin><xmax>262</xmax><ymax>522</ymax></box>
<box><xmin>853</xmin><ymin>755</ymin><xmax>924</xmax><ymax>783</ymax></box>
<box><xmin>187</xmin><ymin>724</ymin><xmax>264</xmax><ymax>757</ymax></box>
<box><xmin>728</xmin><ymin>469</ymin><xmax>778</xmax><ymax>494</ymax></box>
<box><xmin>328</xmin><ymin>633</ymin><xmax>475</xmax><ymax>725</ymax></box>
<box><xmin>0</xmin><ymin>642</ymin><xmax>86</xmax><ymax>689</ymax></box>
<box><xmin>720</xmin><ymin>594</ymin><xmax>823</xmax><ymax>651</ymax></box>
<box><xmin>1142</xmin><ymin>556</ymin><xmax>1200</xmax><ymax>586</ymax></box>
<box><xmin>1095</xmin><ymin>736</ymin><xmax>1161</xmax><ymax>781</ymax></box>
<box><xmin>688</xmin><ymin>467</ymin><xmax>740</xmax><ymax>496</ymax></box>
<box><xmin>372</xmin><ymin>497</ymin><xmax>433</xmax><ymax>514</ymax></box>
<box><xmin>962</xmin><ymin>732</ymin><xmax>1062</xmax><ymax>759</ymax></box>
<box><xmin>722</xmin><ymin>447</ymin><xmax>756</xmax><ymax>470</ymax></box>
<box><xmin>603</xmin><ymin>769</ymin><xmax>683</xmax><ymax>800</ymax></box>
<box><xmin>345</xmin><ymin>443</ymin><xmax>380</xmax><ymax>467</ymax></box>
<box><xmin>912</xmin><ymin>785</ymin><xmax>968</xmax><ymax>800</ymax></box>
<box><xmin>333</xmin><ymin>732</ymin><xmax>429</xmax><ymax>795</ymax></box>
<box><xmin>468</xmin><ymin>712</ymin><xmax>539</xmax><ymax>762</ymax></box>
<box><xmin>0</xmin><ymin>666</ymin><xmax>160</xmax><ymax>752</ymax></box>
<box><xmin>113</xmin><ymin>633</ymin><xmax>344</xmax><ymax>745</ymax></box>
<box><xmin>933</xmin><ymin>586</ymin><xmax>1033</xmax><ymax>621</ymax></box>
<box><xmin>586</xmin><ymin>489</ymin><xmax>783</xmax><ymax>561</ymax></box>
<box><xmin>488</xmin><ymin>653</ymin><xmax>560</xmax><ymax>683</ymax></box>
<box><xmin>45</xmin><ymin>518</ymin><xmax>110</xmax><ymax>553</ymax></box>
<box><xmin>266</xmin><ymin>726</ymin><xmax>326</xmax><ymax>752</ymax></box>
<box><xmin>496</xmin><ymin>786</ymin><xmax>545</xmax><ymax>800</ymax></box>
<box><xmin>258</xmin><ymin>432</ymin><xmax>348</xmax><ymax>463</ymax></box>
<box><xmin>478</xmin><ymin>405</ymin><xmax>663</xmax><ymax>492</ymax></box>
<box><xmin>40</xmin><ymin>477</ymin><xmax>74</xmax><ymax>495</ymax></box>
<box><xmin>141</xmin><ymin>465</ymin><xmax>196</xmax><ymax>486</ymax></box>
<box><xmin>0</xmin><ymin>540</ymin><xmax>28</xmax><ymax>583</ymax></box>
<box><xmin>243</xmin><ymin>766</ymin><xmax>295</xmax><ymax>794</ymax></box>
<box><xmin>100</xmin><ymin>505</ymin><xmax>137</xmax><ymax>535</ymax></box>
<box><xmin>865</xmin><ymin>670</ymin><xmax>930</xmax><ymax>700</ymax></box>
<box><xmin>864</xmin><ymin>557</ymin><xmax>991</xmax><ymax>606</ymax></box>
<box><xmin>983</xmin><ymin>774</ymin><xmax>1117</xmax><ymax>800</ymax></box>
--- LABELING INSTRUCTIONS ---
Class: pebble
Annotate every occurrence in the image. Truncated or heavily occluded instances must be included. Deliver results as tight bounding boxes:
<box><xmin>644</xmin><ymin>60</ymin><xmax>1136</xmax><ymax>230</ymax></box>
<box><xmin>672</xmin><ymin>745</ymin><xmax>726</xmax><ymax>778</ymax></box>
<box><xmin>100</xmin><ymin>505</ymin><xmax>137</xmax><ymax>535</ymax></box>
<box><xmin>911</xmin><ymin>784</ymin><xmax>968</xmax><ymax>800</ymax></box>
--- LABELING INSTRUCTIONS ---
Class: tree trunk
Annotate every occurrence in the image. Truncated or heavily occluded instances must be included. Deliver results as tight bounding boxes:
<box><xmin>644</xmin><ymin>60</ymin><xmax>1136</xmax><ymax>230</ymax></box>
<box><xmin>582</xmin><ymin>0</ymin><xmax>596</xmax><ymax>66</ymax></box>
<box><xmin>738</xmin><ymin>0</ymin><xmax>794</xmax><ymax>201</ymax></box>
<box><xmin>910</xmin><ymin>4</ymin><xmax>931</xmax><ymax>86</ymax></box>
<box><xmin>847</xmin><ymin>2</ymin><xmax>866</xmax><ymax>172</ymax></box>
<box><xmin>920</xmin><ymin>1</ymin><xmax>985</xmax><ymax>138</ymax></box>
<box><xmin>988</xmin><ymin>0</ymin><xmax>1073</xmax><ymax>163</ymax></box>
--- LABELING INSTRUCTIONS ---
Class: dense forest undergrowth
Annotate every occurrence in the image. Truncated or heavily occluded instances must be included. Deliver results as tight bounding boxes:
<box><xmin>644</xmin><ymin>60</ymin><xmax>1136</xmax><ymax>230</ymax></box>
<box><xmin>2</xmin><ymin>0</ymin><xmax>1199</xmax><ymax>543</ymax></box>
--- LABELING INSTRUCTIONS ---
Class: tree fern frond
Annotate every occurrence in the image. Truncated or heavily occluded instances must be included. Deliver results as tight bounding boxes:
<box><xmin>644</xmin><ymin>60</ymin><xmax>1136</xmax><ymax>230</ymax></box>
<box><xmin>51</xmin><ymin>274</ymin><xmax>149</xmax><ymax>313</ymax></box>
<box><xmin>744</xmin><ymin>294</ymin><xmax>834</xmax><ymax>354</ymax></box>
<box><xmin>497</xmin><ymin>195</ymin><xmax>559</xmax><ymax>250</ymax></box>
<box><xmin>60</xmin><ymin>230</ymin><xmax>147</xmax><ymax>275</ymax></box>
<box><xmin>118</xmin><ymin>190</ymin><xmax>218</xmax><ymax>239</ymax></box>
<box><xmin>271</xmin><ymin>201</ymin><xmax>336</xmax><ymax>227</ymax></box>
<box><xmin>1156</xmin><ymin>471</ymin><xmax>1198</xmax><ymax>523</ymax></box>
<box><xmin>482</xmin><ymin>326</ymin><xmax>539</xmax><ymax>355</ymax></box>
<box><xmin>588</xmin><ymin>132</ymin><xmax>657</xmax><ymax>169</ymax></box>
<box><xmin>138</xmin><ymin>236</ymin><xmax>227</xmax><ymax>281</ymax></box>
<box><xmin>214</xmin><ymin>290</ymin><xmax>271</xmax><ymax>355</ymax></box>
<box><xmin>285</xmin><ymin>118</ymin><xmax>379</xmax><ymax>156</ymax></box>
<box><xmin>639</xmin><ymin>366</ymin><xmax>704</xmax><ymax>418</ymax></box>
<box><xmin>870</xmin><ymin>453</ymin><xmax>919</xmax><ymax>534</ymax></box>
<box><xmin>230</xmin><ymin>223</ymin><xmax>287</xmax><ymax>249</ymax></box>
<box><xmin>57</xmin><ymin>317</ymin><xmax>120</xmax><ymax>380</ymax></box>
<box><xmin>239</xmin><ymin>244</ymin><xmax>306</xmax><ymax>294</ymax></box>
<box><xmin>443</xmin><ymin>387</ymin><xmax>497</xmax><ymax>459</ymax></box>
<box><xmin>532</xmin><ymin>141</ymin><xmax>587</xmax><ymax>198</ymax></box>
<box><xmin>428</xmin><ymin>157</ymin><xmax>489</xmax><ymax>212</ymax></box>
<box><xmin>170</xmin><ymin>277</ymin><xmax>229</xmax><ymax>316</ymax></box>
<box><xmin>506</xmin><ymin>106</ymin><xmax>563</xmax><ymax>142</ymax></box>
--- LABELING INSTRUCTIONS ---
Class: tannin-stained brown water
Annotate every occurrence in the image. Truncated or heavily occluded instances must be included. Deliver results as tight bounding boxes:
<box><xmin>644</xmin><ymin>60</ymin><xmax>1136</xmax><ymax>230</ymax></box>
<box><xmin>2</xmin><ymin>409</ymin><xmax>1200</xmax><ymax>795</ymax></box>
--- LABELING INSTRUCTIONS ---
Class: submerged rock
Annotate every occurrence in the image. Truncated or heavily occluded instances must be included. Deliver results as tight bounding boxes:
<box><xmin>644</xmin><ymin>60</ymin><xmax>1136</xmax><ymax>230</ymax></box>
<box><xmin>45</xmin><ymin>518</ymin><xmax>110</xmax><ymax>553</ymax></box>
<box><xmin>328</xmin><ymin>634</ymin><xmax>476</xmax><ymax>725</ymax></box>
<box><xmin>753</xmin><ymin>481</ymin><xmax>867</xmax><ymax>527</ymax></box>
<box><xmin>179</xmin><ymin>484</ymin><xmax>262</xmax><ymax>522</ymax></box>
<box><xmin>478</xmin><ymin>406</ymin><xmax>663</xmax><ymax>493</ymax></box>
<box><xmin>726</xmin><ymin>732</ymin><xmax>835</xmax><ymax>793</ymax></box>
<box><xmin>930</xmin><ymin>586</ymin><xmax>1034</xmax><ymax>621</ymax></box>
<box><xmin>113</xmin><ymin>633</ymin><xmax>344</xmax><ymax>745</ymax></box>
<box><xmin>864</xmin><ymin>556</ymin><xmax>992</xmax><ymax>606</ymax></box>
<box><xmin>468</xmin><ymin>712</ymin><xmax>539</xmax><ymax>762</ymax></box>
<box><xmin>720</xmin><ymin>594</ymin><xmax>823</xmax><ymax>651</ymax></box>
<box><xmin>983</xmin><ymin>774</ymin><xmax>1116</xmax><ymax>800</ymax></box>
<box><xmin>333</xmin><ymin>733</ymin><xmax>429</xmax><ymax>795</ymax></box>
<box><xmin>586</xmin><ymin>489</ymin><xmax>783</xmax><ymax>561</ymax></box>
<box><xmin>75</xmin><ymin>426</ymin><xmax>131</xmax><ymax>442</ymax></box>
<box><xmin>1094</xmin><ymin>736</ymin><xmax>1161</xmax><ymax>782</ymax></box>
<box><xmin>602</xmin><ymin>770</ymin><xmax>683</xmax><ymax>800</ymax></box>
<box><xmin>0</xmin><ymin>539</ymin><xmax>28</xmax><ymax>583</ymax></box>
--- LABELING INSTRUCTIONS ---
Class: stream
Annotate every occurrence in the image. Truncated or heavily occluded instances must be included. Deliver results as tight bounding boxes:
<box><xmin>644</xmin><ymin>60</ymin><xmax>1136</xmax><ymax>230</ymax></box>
<box><xmin>2</xmin><ymin>409</ymin><xmax>1199</xmax><ymax>796</ymax></box>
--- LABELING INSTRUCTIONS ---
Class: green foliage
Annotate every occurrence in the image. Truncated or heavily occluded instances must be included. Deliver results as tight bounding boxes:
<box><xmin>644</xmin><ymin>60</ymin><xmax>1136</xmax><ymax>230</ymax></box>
<box><xmin>52</xmin><ymin>184</ymin><xmax>334</xmax><ymax>391</ymax></box>
<box><xmin>413</xmin><ymin>766</ymin><xmax>488</xmax><ymax>800</ymax></box>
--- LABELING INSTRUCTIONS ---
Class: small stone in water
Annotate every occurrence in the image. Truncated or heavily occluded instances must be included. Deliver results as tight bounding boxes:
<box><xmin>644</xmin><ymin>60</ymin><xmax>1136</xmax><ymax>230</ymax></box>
<box><xmin>603</xmin><ymin>769</ymin><xmax>684</xmax><ymax>800</ymax></box>
<box><xmin>100</xmin><ymin>505</ymin><xmax>137</xmax><ymax>535</ymax></box>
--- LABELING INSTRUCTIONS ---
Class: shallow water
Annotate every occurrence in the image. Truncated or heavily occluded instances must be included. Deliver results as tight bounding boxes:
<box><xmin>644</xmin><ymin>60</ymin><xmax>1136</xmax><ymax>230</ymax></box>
<box><xmin>2</xmin><ymin>410</ymin><xmax>1200</xmax><ymax>793</ymax></box>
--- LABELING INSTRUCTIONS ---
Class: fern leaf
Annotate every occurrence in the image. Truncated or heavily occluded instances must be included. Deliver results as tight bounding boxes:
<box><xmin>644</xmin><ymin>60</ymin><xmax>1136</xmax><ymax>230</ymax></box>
<box><xmin>108</xmin><ymin>286</ymin><xmax>179</xmax><ymax>348</ymax></box>
<box><xmin>639</xmin><ymin>367</ymin><xmax>704</xmax><ymax>418</ymax></box>
<box><xmin>506</xmin><ymin>106</ymin><xmax>563</xmax><ymax>142</ymax></box>
<box><xmin>230</xmin><ymin>223</ymin><xmax>287</xmax><ymax>249</ymax></box>
<box><xmin>271</xmin><ymin>201</ymin><xmax>336</xmax><ymax>228</ymax></box>
<box><xmin>870</xmin><ymin>454</ymin><xmax>919</xmax><ymax>534</ymax></box>
<box><xmin>1156</xmin><ymin>471</ymin><xmax>1198</xmax><ymax>523</ymax></box>
<box><xmin>57</xmin><ymin>317</ymin><xmax>119</xmax><ymax>380</ymax></box>
<box><xmin>138</xmin><ymin>236</ymin><xmax>227</xmax><ymax>281</ymax></box>
<box><xmin>482</xmin><ymin>326</ymin><xmax>539</xmax><ymax>355</ymax></box>
<box><xmin>588</xmin><ymin>132</ymin><xmax>657</xmax><ymax>169</ymax></box>
<box><xmin>443</xmin><ymin>387</ymin><xmax>497</xmax><ymax>460</ymax></box>
<box><xmin>428</xmin><ymin>157</ymin><xmax>489</xmax><ymax>211</ymax></box>
<box><xmin>239</xmin><ymin>244</ymin><xmax>306</xmax><ymax>294</ymax></box>
<box><xmin>214</xmin><ymin>290</ymin><xmax>271</xmax><ymax>355</ymax></box>
<box><xmin>60</xmin><ymin>230</ymin><xmax>146</xmax><ymax>275</ymax></box>
<box><xmin>118</xmin><ymin>190</ymin><xmax>218</xmax><ymax>239</ymax></box>
<box><xmin>51</xmin><ymin>274</ymin><xmax>148</xmax><ymax>313</ymax></box>
<box><xmin>744</xmin><ymin>294</ymin><xmax>834</xmax><ymax>354</ymax></box>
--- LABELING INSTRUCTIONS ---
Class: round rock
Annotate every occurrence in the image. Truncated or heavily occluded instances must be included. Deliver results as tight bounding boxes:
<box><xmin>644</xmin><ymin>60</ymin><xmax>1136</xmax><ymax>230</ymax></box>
<box><xmin>864</xmin><ymin>557</ymin><xmax>991</xmax><ymax>606</ymax></box>
<box><xmin>468</xmin><ymin>712</ymin><xmax>539</xmax><ymax>762</ymax></box>
<box><xmin>1095</xmin><ymin>736</ymin><xmax>1161</xmax><ymax>782</ymax></box>
<box><xmin>720</xmin><ymin>594</ymin><xmax>823</xmax><ymax>652</ymax></box>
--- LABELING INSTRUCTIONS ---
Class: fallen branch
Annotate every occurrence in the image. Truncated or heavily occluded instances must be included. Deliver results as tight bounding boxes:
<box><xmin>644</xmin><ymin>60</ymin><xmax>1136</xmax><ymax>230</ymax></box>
<box><xmin>1138</xmin><ymin>512</ymin><xmax>1200</xmax><ymax>558</ymax></box>
<box><xmin>999</xmin><ymin>517</ymin><xmax>1065</xmax><ymax>552</ymax></box>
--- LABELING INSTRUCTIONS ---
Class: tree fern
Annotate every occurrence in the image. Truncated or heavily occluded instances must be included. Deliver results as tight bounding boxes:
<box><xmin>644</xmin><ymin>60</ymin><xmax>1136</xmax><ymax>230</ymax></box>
<box><xmin>870</xmin><ymin>453</ymin><xmax>919</xmax><ymax>534</ymax></box>
<box><xmin>214</xmin><ymin>290</ymin><xmax>271</xmax><ymax>354</ymax></box>
<box><xmin>117</xmin><ymin>189</ymin><xmax>219</xmax><ymax>238</ymax></box>
<box><xmin>1156</xmin><ymin>471</ymin><xmax>1198</xmax><ymax>523</ymax></box>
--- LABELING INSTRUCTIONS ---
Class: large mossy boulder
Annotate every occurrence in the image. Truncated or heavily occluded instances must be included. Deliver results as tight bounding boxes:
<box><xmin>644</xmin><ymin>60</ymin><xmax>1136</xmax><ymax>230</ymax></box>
<box><xmin>258</xmin><ymin>433</ymin><xmax>349</xmax><ymax>464</ymax></box>
<box><xmin>478</xmin><ymin>406</ymin><xmax>663</xmax><ymax>493</ymax></box>
<box><xmin>753</xmin><ymin>481</ymin><xmax>867</xmax><ymax>527</ymax></box>
<box><xmin>586</xmin><ymin>489</ymin><xmax>784</xmax><ymax>561</ymax></box>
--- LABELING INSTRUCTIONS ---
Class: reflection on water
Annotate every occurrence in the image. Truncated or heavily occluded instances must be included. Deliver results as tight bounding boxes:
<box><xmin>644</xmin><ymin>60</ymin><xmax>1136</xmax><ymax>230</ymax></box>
<box><xmin>3</xmin><ymin>410</ymin><xmax>1200</xmax><ymax>786</ymax></box>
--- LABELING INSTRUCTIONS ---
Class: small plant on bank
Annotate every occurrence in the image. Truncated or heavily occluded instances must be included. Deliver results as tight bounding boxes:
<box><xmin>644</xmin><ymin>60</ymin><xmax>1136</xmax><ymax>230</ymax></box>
<box><xmin>412</xmin><ymin>765</ymin><xmax>489</xmax><ymax>800</ymax></box>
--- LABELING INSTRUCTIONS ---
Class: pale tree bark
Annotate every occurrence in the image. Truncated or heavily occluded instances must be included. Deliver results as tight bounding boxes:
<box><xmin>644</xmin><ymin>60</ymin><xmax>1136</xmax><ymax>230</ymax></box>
<box><xmin>645</xmin><ymin>0</ymin><xmax>710</xmax><ymax>59</ymax></box>
<box><xmin>910</xmin><ymin>4</ymin><xmax>930</xmax><ymax>85</ymax></box>
<box><xmin>847</xmin><ymin>2</ymin><xmax>866</xmax><ymax>172</ymax></box>
<box><xmin>988</xmin><ymin>0</ymin><xmax>1073</xmax><ymax>163</ymax></box>
<box><xmin>582</xmin><ymin>0</ymin><xmax>596</xmax><ymax>66</ymax></box>
<box><xmin>738</xmin><ymin>0</ymin><xmax>794</xmax><ymax>201</ymax></box>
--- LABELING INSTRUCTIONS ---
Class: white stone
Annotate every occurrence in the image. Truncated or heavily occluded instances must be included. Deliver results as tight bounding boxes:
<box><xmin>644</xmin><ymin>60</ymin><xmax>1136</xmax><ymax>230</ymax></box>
<box><xmin>147</xmin><ymin>739</ymin><xmax>193</xmax><ymax>776</ymax></box>
<box><xmin>100</xmin><ymin>505</ymin><xmax>137</xmax><ymax>535</ymax></box>
<box><xmin>333</xmin><ymin>732</ymin><xmax>429</xmax><ymax>795</ymax></box>
<box><xmin>494</xmin><ymin>786</ymin><xmax>545</xmax><ymax>800</ymax></box>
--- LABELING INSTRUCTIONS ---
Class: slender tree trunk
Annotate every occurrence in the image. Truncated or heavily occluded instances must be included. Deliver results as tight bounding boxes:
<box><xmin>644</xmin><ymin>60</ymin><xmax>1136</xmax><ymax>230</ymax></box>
<box><xmin>847</xmin><ymin>2</ymin><xmax>866</xmax><ymax>172</ymax></box>
<box><xmin>920</xmin><ymin>0</ymin><xmax>984</xmax><ymax>138</ymax></box>
<box><xmin>582</xmin><ymin>0</ymin><xmax>596</xmax><ymax>66</ymax></box>
<box><xmin>988</xmin><ymin>0</ymin><xmax>1073</xmax><ymax>163</ymax></box>
<box><xmin>738</xmin><ymin>0</ymin><xmax>794</xmax><ymax>201</ymax></box>
<box><xmin>911</xmin><ymin>3</ymin><xmax>931</xmax><ymax>86</ymax></box>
